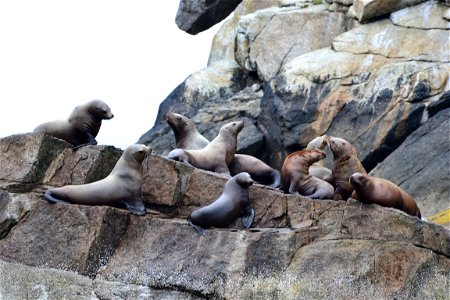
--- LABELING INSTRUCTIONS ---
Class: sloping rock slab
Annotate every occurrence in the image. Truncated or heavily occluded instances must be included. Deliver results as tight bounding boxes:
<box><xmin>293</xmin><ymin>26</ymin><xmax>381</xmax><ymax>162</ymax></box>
<box><xmin>370</xmin><ymin>108</ymin><xmax>450</xmax><ymax>217</ymax></box>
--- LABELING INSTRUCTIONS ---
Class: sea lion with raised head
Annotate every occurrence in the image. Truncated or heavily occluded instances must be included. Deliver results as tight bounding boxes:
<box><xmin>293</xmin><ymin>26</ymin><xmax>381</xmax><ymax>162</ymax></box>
<box><xmin>281</xmin><ymin>149</ymin><xmax>334</xmax><ymax>199</ymax></box>
<box><xmin>166</xmin><ymin>112</ymin><xmax>281</xmax><ymax>187</ymax></box>
<box><xmin>349</xmin><ymin>172</ymin><xmax>421</xmax><ymax>218</ymax></box>
<box><xmin>327</xmin><ymin>136</ymin><xmax>367</xmax><ymax>201</ymax></box>
<box><xmin>34</xmin><ymin>99</ymin><xmax>114</xmax><ymax>147</ymax></box>
<box><xmin>44</xmin><ymin>144</ymin><xmax>151</xmax><ymax>215</ymax></box>
<box><xmin>166</xmin><ymin>112</ymin><xmax>209</xmax><ymax>150</ymax></box>
<box><xmin>306</xmin><ymin>135</ymin><xmax>333</xmax><ymax>184</ymax></box>
<box><xmin>167</xmin><ymin>120</ymin><xmax>244</xmax><ymax>175</ymax></box>
<box><xmin>188</xmin><ymin>172</ymin><xmax>254</xmax><ymax>236</ymax></box>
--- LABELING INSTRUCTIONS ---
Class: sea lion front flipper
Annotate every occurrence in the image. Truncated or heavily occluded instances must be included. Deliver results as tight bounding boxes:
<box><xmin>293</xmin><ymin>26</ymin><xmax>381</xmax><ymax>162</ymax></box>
<box><xmin>271</xmin><ymin>170</ymin><xmax>282</xmax><ymax>189</ymax></box>
<box><xmin>188</xmin><ymin>220</ymin><xmax>205</xmax><ymax>236</ymax></box>
<box><xmin>44</xmin><ymin>190</ymin><xmax>70</xmax><ymax>204</ymax></box>
<box><xmin>241</xmin><ymin>207</ymin><xmax>255</xmax><ymax>229</ymax></box>
<box><xmin>123</xmin><ymin>198</ymin><xmax>146</xmax><ymax>216</ymax></box>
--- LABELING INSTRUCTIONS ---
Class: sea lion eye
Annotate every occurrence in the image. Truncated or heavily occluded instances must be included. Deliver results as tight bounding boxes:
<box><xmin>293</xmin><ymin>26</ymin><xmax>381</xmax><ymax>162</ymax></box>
<box><xmin>177</xmin><ymin>116</ymin><xmax>181</xmax><ymax>120</ymax></box>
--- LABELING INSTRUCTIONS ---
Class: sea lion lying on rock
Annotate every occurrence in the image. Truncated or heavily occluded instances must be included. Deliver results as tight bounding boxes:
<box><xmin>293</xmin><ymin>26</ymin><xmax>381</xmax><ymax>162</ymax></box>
<box><xmin>44</xmin><ymin>144</ymin><xmax>151</xmax><ymax>215</ymax></box>
<box><xmin>350</xmin><ymin>172</ymin><xmax>421</xmax><ymax>218</ymax></box>
<box><xmin>166</xmin><ymin>112</ymin><xmax>281</xmax><ymax>187</ymax></box>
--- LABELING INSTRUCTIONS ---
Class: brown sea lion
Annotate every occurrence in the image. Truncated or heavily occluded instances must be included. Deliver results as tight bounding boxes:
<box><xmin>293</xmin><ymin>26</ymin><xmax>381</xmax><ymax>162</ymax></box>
<box><xmin>305</xmin><ymin>135</ymin><xmax>333</xmax><ymax>184</ymax></box>
<box><xmin>34</xmin><ymin>99</ymin><xmax>114</xmax><ymax>147</ymax></box>
<box><xmin>167</xmin><ymin>121</ymin><xmax>244</xmax><ymax>175</ymax></box>
<box><xmin>188</xmin><ymin>172</ymin><xmax>254</xmax><ymax>236</ymax></box>
<box><xmin>166</xmin><ymin>112</ymin><xmax>280</xmax><ymax>187</ymax></box>
<box><xmin>281</xmin><ymin>149</ymin><xmax>334</xmax><ymax>199</ymax></box>
<box><xmin>327</xmin><ymin>136</ymin><xmax>367</xmax><ymax>200</ymax></box>
<box><xmin>44</xmin><ymin>144</ymin><xmax>151</xmax><ymax>215</ymax></box>
<box><xmin>349</xmin><ymin>172</ymin><xmax>421</xmax><ymax>218</ymax></box>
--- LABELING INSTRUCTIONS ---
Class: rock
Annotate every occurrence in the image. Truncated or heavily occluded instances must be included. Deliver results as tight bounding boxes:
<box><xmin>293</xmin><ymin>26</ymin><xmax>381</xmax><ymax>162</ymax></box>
<box><xmin>235</xmin><ymin>6</ymin><xmax>354</xmax><ymax>81</ymax></box>
<box><xmin>351</xmin><ymin>0</ymin><xmax>427</xmax><ymax>22</ymax></box>
<box><xmin>333</xmin><ymin>19</ymin><xmax>449</xmax><ymax>62</ymax></box>
<box><xmin>390</xmin><ymin>0</ymin><xmax>450</xmax><ymax>29</ymax></box>
<box><xmin>0</xmin><ymin>133</ymin><xmax>449</xmax><ymax>298</ymax></box>
<box><xmin>370</xmin><ymin>108</ymin><xmax>450</xmax><ymax>217</ymax></box>
<box><xmin>175</xmin><ymin>0</ymin><xmax>242</xmax><ymax>35</ymax></box>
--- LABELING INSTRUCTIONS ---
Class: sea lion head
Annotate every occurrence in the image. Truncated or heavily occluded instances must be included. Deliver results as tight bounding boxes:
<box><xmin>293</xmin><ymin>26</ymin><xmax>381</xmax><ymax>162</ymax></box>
<box><xmin>220</xmin><ymin>120</ymin><xmax>244</xmax><ymax>137</ymax></box>
<box><xmin>349</xmin><ymin>172</ymin><xmax>369</xmax><ymax>188</ymax></box>
<box><xmin>126</xmin><ymin>144</ymin><xmax>152</xmax><ymax>163</ymax></box>
<box><xmin>306</xmin><ymin>135</ymin><xmax>328</xmax><ymax>150</ymax></box>
<box><xmin>233</xmin><ymin>172</ymin><xmax>253</xmax><ymax>188</ymax></box>
<box><xmin>166</xmin><ymin>112</ymin><xmax>193</xmax><ymax>134</ymax></box>
<box><xmin>88</xmin><ymin>99</ymin><xmax>114</xmax><ymax>120</ymax></box>
<box><xmin>327</xmin><ymin>136</ymin><xmax>356</xmax><ymax>158</ymax></box>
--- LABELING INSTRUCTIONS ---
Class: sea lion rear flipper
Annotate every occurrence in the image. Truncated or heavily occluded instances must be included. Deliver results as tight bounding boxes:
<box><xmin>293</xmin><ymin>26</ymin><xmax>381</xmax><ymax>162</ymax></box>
<box><xmin>188</xmin><ymin>220</ymin><xmax>205</xmax><ymax>236</ymax></box>
<box><xmin>241</xmin><ymin>207</ymin><xmax>255</xmax><ymax>228</ymax></box>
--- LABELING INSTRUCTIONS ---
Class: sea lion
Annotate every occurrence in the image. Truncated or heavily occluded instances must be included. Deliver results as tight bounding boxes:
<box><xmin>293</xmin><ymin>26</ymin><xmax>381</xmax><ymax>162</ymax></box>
<box><xmin>167</xmin><ymin>120</ymin><xmax>244</xmax><ymax>175</ymax></box>
<box><xmin>166</xmin><ymin>112</ymin><xmax>281</xmax><ymax>187</ymax></box>
<box><xmin>228</xmin><ymin>155</ymin><xmax>281</xmax><ymax>188</ymax></box>
<box><xmin>281</xmin><ymin>149</ymin><xmax>334</xmax><ymax>199</ymax></box>
<box><xmin>349</xmin><ymin>172</ymin><xmax>421</xmax><ymax>218</ymax></box>
<box><xmin>34</xmin><ymin>99</ymin><xmax>114</xmax><ymax>147</ymax></box>
<box><xmin>188</xmin><ymin>172</ymin><xmax>254</xmax><ymax>236</ymax></box>
<box><xmin>305</xmin><ymin>135</ymin><xmax>333</xmax><ymax>184</ymax></box>
<box><xmin>44</xmin><ymin>144</ymin><xmax>151</xmax><ymax>215</ymax></box>
<box><xmin>166</xmin><ymin>112</ymin><xmax>209</xmax><ymax>150</ymax></box>
<box><xmin>327</xmin><ymin>136</ymin><xmax>367</xmax><ymax>201</ymax></box>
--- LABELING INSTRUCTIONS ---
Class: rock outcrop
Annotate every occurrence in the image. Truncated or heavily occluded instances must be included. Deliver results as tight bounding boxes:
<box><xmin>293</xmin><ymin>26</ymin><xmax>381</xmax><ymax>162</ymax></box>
<box><xmin>139</xmin><ymin>0</ymin><xmax>449</xmax><ymax>217</ymax></box>
<box><xmin>2</xmin><ymin>0</ymin><xmax>448</xmax><ymax>298</ymax></box>
<box><xmin>0</xmin><ymin>133</ymin><xmax>449</xmax><ymax>299</ymax></box>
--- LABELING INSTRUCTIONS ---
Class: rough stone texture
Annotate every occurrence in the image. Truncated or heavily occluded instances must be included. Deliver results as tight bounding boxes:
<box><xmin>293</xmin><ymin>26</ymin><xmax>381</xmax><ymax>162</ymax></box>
<box><xmin>235</xmin><ymin>5</ymin><xmax>355</xmax><ymax>81</ymax></box>
<box><xmin>390</xmin><ymin>0</ymin><xmax>450</xmax><ymax>29</ymax></box>
<box><xmin>370</xmin><ymin>108</ymin><xmax>450</xmax><ymax>217</ymax></box>
<box><xmin>351</xmin><ymin>0</ymin><xmax>427</xmax><ymax>22</ymax></box>
<box><xmin>0</xmin><ymin>134</ymin><xmax>449</xmax><ymax>299</ymax></box>
<box><xmin>175</xmin><ymin>0</ymin><xmax>242</xmax><ymax>35</ymax></box>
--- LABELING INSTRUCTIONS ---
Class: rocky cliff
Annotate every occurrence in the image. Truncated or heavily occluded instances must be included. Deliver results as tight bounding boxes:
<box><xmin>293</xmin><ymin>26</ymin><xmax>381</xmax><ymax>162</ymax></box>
<box><xmin>0</xmin><ymin>133</ymin><xmax>449</xmax><ymax>299</ymax></box>
<box><xmin>0</xmin><ymin>0</ymin><xmax>449</xmax><ymax>299</ymax></box>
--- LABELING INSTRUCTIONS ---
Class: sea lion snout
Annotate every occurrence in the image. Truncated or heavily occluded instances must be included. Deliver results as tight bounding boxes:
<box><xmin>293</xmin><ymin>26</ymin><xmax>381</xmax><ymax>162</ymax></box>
<box><xmin>349</xmin><ymin>172</ymin><xmax>365</xmax><ymax>185</ymax></box>
<box><xmin>234</xmin><ymin>172</ymin><xmax>253</xmax><ymax>187</ymax></box>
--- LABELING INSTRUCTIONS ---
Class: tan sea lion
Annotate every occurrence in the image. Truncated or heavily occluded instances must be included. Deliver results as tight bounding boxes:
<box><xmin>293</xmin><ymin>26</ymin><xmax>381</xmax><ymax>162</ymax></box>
<box><xmin>166</xmin><ymin>112</ymin><xmax>281</xmax><ymax>187</ymax></box>
<box><xmin>305</xmin><ymin>135</ymin><xmax>333</xmax><ymax>184</ymax></box>
<box><xmin>281</xmin><ymin>149</ymin><xmax>334</xmax><ymax>199</ymax></box>
<box><xmin>188</xmin><ymin>172</ymin><xmax>254</xmax><ymax>236</ymax></box>
<box><xmin>34</xmin><ymin>99</ymin><xmax>114</xmax><ymax>147</ymax></box>
<box><xmin>166</xmin><ymin>112</ymin><xmax>209</xmax><ymax>150</ymax></box>
<box><xmin>327</xmin><ymin>136</ymin><xmax>367</xmax><ymax>200</ymax></box>
<box><xmin>44</xmin><ymin>144</ymin><xmax>151</xmax><ymax>215</ymax></box>
<box><xmin>167</xmin><ymin>121</ymin><xmax>244</xmax><ymax>175</ymax></box>
<box><xmin>349</xmin><ymin>172</ymin><xmax>421</xmax><ymax>218</ymax></box>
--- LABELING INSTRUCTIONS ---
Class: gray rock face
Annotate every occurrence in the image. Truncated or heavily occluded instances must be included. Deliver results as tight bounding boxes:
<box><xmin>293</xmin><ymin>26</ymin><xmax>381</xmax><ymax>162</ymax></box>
<box><xmin>139</xmin><ymin>0</ymin><xmax>449</xmax><ymax>219</ymax></box>
<box><xmin>0</xmin><ymin>133</ymin><xmax>448</xmax><ymax>299</ymax></box>
<box><xmin>175</xmin><ymin>0</ymin><xmax>242</xmax><ymax>35</ymax></box>
<box><xmin>370</xmin><ymin>108</ymin><xmax>450</xmax><ymax>217</ymax></box>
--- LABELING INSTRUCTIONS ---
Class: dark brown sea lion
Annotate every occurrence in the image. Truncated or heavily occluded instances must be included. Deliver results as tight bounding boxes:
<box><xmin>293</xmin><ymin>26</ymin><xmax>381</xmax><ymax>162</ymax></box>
<box><xmin>350</xmin><ymin>172</ymin><xmax>421</xmax><ymax>218</ymax></box>
<box><xmin>327</xmin><ymin>136</ymin><xmax>367</xmax><ymax>200</ymax></box>
<box><xmin>44</xmin><ymin>144</ymin><xmax>151</xmax><ymax>215</ymax></box>
<box><xmin>165</xmin><ymin>112</ymin><xmax>280</xmax><ymax>187</ymax></box>
<box><xmin>188</xmin><ymin>172</ymin><xmax>254</xmax><ymax>236</ymax></box>
<box><xmin>34</xmin><ymin>99</ymin><xmax>114</xmax><ymax>147</ymax></box>
<box><xmin>305</xmin><ymin>135</ymin><xmax>333</xmax><ymax>184</ymax></box>
<box><xmin>281</xmin><ymin>149</ymin><xmax>334</xmax><ymax>199</ymax></box>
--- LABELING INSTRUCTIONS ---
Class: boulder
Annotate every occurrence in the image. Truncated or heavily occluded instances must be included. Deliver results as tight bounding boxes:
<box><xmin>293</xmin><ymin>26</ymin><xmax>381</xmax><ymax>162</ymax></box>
<box><xmin>350</xmin><ymin>0</ymin><xmax>427</xmax><ymax>22</ymax></box>
<box><xmin>175</xmin><ymin>0</ymin><xmax>242</xmax><ymax>35</ymax></box>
